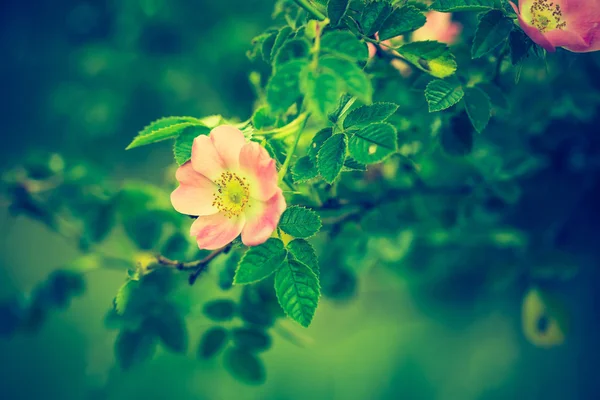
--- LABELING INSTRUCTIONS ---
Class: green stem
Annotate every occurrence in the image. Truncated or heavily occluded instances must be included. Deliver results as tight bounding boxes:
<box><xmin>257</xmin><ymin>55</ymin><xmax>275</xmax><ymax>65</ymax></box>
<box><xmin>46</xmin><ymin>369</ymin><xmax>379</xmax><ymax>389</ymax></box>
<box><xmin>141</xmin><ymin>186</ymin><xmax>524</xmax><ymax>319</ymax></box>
<box><xmin>256</xmin><ymin>113</ymin><xmax>308</xmax><ymax>137</ymax></box>
<box><xmin>293</xmin><ymin>0</ymin><xmax>326</xmax><ymax>21</ymax></box>
<box><xmin>278</xmin><ymin>114</ymin><xmax>310</xmax><ymax>182</ymax></box>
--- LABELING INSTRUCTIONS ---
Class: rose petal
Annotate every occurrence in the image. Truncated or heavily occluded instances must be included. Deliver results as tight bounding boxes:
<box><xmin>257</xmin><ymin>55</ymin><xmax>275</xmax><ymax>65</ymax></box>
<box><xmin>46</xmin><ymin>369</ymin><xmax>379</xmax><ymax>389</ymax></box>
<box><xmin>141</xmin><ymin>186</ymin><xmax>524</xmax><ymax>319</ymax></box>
<box><xmin>239</xmin><ymin>141</ymin><xmax>278</xmax><ymax>201</ymax></box>
<box><xmin>171</xmin><ymin>162</ymin><xmax>218</xmax><ymax>216</ymax></box>
<box><xmin>191</xmin><ymin>134</ymin><xmax>226</xmax><ymax>181</ymax></box>
<box><xmin>545</xmin><ymin>29</ymin><xmax>591</xmax><ymax>52</ymax></box>
<box><xmin>241</xmin><ymin>189</ymin><xmax>286</xmax><ymax>247</ymax></box>
<box><xmin>190</xmin><ymin>212</ymin><xmax>245</xmax><ymax>250</ymax></box>
<box><xmin>210</xmin><ymin>125</ymin><xmax>247</xmax><ymax>170</ymax></box>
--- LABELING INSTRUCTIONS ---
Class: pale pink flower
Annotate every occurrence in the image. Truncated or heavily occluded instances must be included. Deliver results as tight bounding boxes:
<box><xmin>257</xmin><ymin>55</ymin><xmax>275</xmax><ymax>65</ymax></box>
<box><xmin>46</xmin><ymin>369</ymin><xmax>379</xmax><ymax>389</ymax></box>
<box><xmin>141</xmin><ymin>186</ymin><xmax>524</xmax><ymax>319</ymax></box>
<box><xmin>510</xmin><ymin>0</ymin><xmax>600</xmax><ymax>53</ymax></box>
<box><xmin>171</xmin><ymin>126</ymin><xmax>286</xmax><ymax>250</ymax></box>
<box><xmin>412</xmin><ymin>11</ymin><xmax>462</xmax><ymax>44</ymax></box>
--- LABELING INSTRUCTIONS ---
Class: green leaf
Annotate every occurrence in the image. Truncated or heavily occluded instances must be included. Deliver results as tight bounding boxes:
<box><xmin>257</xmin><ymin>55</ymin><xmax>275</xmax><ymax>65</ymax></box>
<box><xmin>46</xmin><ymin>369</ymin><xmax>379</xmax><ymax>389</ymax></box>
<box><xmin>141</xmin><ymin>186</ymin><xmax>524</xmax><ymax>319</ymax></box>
<box><xmin>261</xmin><ymin>31</ymin><xmax>278</xmax><ymax>63</ymax></box>
<box><xmin>463</xmin><ymin>86</ymin><xmax>491</xmax><ymax>133</ymax></box>
<box><xmin>308</xmin><ymin>128</ymin><xmax>333</xmax><ymax>162</ymax></box>
<box><xmin>360</xmin><ymin>0</ymin><xmax>393</xmax><ymax>36</ymax></box>
<box><xmin>198</xmin><ymin>327</ymin><xmax>228</xmax><ymax>359</ymax></box>
<box><xmin>252</xmin><ymin>106</ymin><xmax>276</xmax><ymax>130</ymax></box>
<box><xmin>320</xmin><ymin>56</ymin><xmax>372</xmax><ymax>103</ymax></box>
<box><xmin>279</xmin><ymin>206</ymin><xmax>322</xmax><ymax>238</ymax></box>
<box><xmin>126</xmin><ymin>117</ymin><xmax>203</xmax><ymax>150</ymax></box>
<box><xmin>219</xmin><ymin>250</ymin><xmax>242</xmax><ymax>291</ymax></box>
<box><xmin>292</xmin><ymin>156</ymin><xmax>319</xmax><ymax>183</ymax></box>
<box><xmin>328</xmin><ymin>93</ymin><xmax>355</xmax><ymax>124</ymax></box>
<box><xmin>327</xmin><ymin>0</ymin><xmax>350</xmax><ymax>26</ymax></box>
<box><xmin>378</xmin><ymin>5</ymin><xmax>426</xmax><ymax>41</ymax></box>
<box><xmin>430</xmin><ymin>0</ymin><xmax>498</xmax><ymax>12</ymax></box>
<box><xmin>303</xmin><ymin>69</ymin><xmax>343</xmax><ymax>120</ymax></box>
<box><xmin>123</xmin><ymin>210</ymin><xmax>165</xmax><ymax>250</ymax></box>
<box><xmin>173</xmin><ymin>125</ymin><xmax>211</xmax><ymax>165</ymax></box>
<box><xmin>509</xmin><ymin>29</ymin><xmax>533</xmax><ymax>65</ymax></box>
<box><xmin>348</xmin><ymin>122</ymin><xmax>397</xmax><ymax>164</ymax></box>
<box><xmin>203</xmin><ymin>299</ymin><xmax>236</xmax><ymax>321</ymax></box>
<box><xmin>145</xmin><ymin>307</ymin><xmax>188</xmax><ymax>353</ymax></box>
<box><xmin>321</xmin><ymin>31</ymin><xmax>368</xmax><ymax>61</ymax></box>
<box><xmin>234</xmin><ymin>238</ymin><xmax>287</xmax><ymax>284</ymax></box>
<box><xmin>266</xmin><ymin>59</ymin><xmax>309</xmax><ymax>112</ymax></box>
<box><xmin>478</xmin><ymin>83</ymin><xmax>509</xmax><ymax>111</ymax></box>
<box><xmin>471</xmin><ymin>10</ymin><xmax>513</xmax><ymax>58</ymax></box>
<box><xmin>224</xmin><ymin>348</ymin><xmax>266</xmax><ymax>385</ymax></box>
<box><xmin>424</xmin><ymin>79</ymin><xmax>464</xmax><ymax>112</ymax></box>
<box><xmin>317</xmin><ymin>133</ymin><xmax>347</xmax><ymax>183</ymax></box>
<box><xmin>273</xmin><ymin>38</ymin><xmax>310</xmax><ymax>66</ymax></box>
<box><xmin>287</xmin><ymin>239</ymin><xmax>320</xmax><ymax>277</ymax></box>
<box><xmin>397</xmin><ymin>41</ymin><xmax>457</xmax><ymax>78</ymax></box>
<box><xmin>115</xmin><ymin>329</ymin><xmax>156</xmax><ymax>369</ymax></box>
<box><xmin>343</xmin><ymin>102</ymin><xmax>399</xmax><ymax>130</ymax></box>
<box><xmin>115</xmin><ymin>279</ymin><xmax>139</xmax><ymax>316</ymax></box>
<box><xmin>275</xmin><ymin>259</ymin><xmax>320</xmax><ymax>327</ymax></box>
<box><xmin>231</xmin><ymin>327</ymin><xmax>272</xmax><ymax>352</ymax></box>
<box><xmin>270</xmin><ymin>26</ymin><xmax>293</xmax><ymax>63</ymax></box>
<box><xmin>441</xmin><ymin>112</ymin><xmax>474</xmax><ymax>156</ymax></box>
<box><xmin>343</xmin><ymin>157</ymin><xmax>367</xmax><ymax>171</ymax></box>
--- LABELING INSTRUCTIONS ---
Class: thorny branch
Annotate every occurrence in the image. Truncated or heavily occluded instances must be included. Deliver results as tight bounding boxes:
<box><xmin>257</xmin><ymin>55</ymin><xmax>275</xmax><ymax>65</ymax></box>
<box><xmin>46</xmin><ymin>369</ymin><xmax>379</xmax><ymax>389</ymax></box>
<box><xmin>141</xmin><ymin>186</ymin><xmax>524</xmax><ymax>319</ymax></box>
<box><xmin>154</xmin><ymin>243</ymin><xmax>233</xmax><ymax>285</ymax></box>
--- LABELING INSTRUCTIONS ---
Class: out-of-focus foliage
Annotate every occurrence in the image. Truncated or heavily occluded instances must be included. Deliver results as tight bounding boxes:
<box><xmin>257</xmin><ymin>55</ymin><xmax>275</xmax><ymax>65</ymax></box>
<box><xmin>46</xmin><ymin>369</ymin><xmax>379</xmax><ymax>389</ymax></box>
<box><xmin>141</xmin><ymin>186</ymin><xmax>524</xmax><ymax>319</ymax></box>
<box><xmin>2</xmin><ymin>0</ymin><xmax>600</xmax><ymax>398</ymax></box>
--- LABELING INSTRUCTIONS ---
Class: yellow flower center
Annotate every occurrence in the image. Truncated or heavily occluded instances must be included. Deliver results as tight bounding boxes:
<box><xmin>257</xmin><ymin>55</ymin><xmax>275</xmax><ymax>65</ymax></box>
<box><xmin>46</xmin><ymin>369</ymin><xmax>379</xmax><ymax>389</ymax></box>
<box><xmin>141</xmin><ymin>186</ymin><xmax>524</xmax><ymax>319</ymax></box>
<box><xmin>212</xmin><ymin>171</ymin><xmax>250</xmax><ymax>218</ymax></box>
<box><xmin>528</xmin><ymin>0</ymin><xmax>566</xmax><ymax>33</ymax></box>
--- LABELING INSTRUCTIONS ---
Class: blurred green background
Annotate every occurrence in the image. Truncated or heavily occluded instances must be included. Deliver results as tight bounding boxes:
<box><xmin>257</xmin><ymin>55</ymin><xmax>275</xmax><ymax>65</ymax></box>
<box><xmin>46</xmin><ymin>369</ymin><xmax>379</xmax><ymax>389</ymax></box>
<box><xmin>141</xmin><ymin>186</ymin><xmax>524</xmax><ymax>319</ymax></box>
<box><xmin>1</xmin><ymin>0</ymin><xmax>599</xmax><ymax>399</ymax></box>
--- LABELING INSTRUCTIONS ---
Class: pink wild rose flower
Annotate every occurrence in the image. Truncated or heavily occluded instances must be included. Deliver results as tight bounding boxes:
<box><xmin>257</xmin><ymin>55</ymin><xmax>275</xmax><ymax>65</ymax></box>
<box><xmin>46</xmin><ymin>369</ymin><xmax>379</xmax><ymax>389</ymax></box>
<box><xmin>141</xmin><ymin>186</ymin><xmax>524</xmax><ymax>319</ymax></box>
<box><xmin>171</xmin><ymin>125</ymin><xmax>286</xmax><ymax>250</ymax></box>
<box><xmin>510</xmin><ymin>0</ymin><xmax>600</xmax><ymax>53</ymax></box>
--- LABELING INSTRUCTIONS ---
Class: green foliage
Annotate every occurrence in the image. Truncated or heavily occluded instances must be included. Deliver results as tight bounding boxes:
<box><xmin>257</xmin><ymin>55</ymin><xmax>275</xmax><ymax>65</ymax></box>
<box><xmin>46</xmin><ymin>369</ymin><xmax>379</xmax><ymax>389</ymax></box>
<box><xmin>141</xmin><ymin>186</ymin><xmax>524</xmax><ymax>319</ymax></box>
<box><xmin>509</xmin><ymin>29</ymin><xmax>533</xmax><ymax>65</ymax></box>
<box><xmin>287</xmin><ymin>239</ymin><xmax>320</xmax><ymax>277</ymax></box>
<box><xmin>267</xmin><ymin>59</ymin><xmax>308</xmax><ymax>112</ymax></box>
<box><xmin>396</xmin><ymin>41</ymin><xmax>457</xmax><ymax>78</ymax></box>
<box><xmin>378</xmin><ymin>6</ymin><xmax>426</xmax><ymax>41</ymax></box>
<box><xmin>425</xmin><ymin>79</ymin><xmax>465</xmax><ymax>112</ymax></box>
<box><xmin>360</xmin><ymin>0</ymin><xmax>393</xmax><ymax>36</ymax></box>
<box><xmin>274</xmin><ymin>259</ymin><xmax>320</xmax><ymax>327</ymax></box>
<box><xmin>203</xmin><ymin>299</ymin><xmax>237</xmax><ymax>321</ymax></box>
<box><xmin>274</xmin><ymin>39</ymin><xmax>311</xmax><ymax>66</ymax></box>
<box><xmin>317</xmin><ymin>133</ymin><xmax>348</xmax><ymax>183</ymax></box>
<box><xmin>115</xmin><ymin>279</ymin><xmax>138</xmax><ymax>316</ymax></box>
<box><xmin>278</xmin><ymin>206</ymin><xmax>322</xmax><ymax>238</ymax></box>
<box><xmin>231</xmin><ymin>327</ymin><xmax>272</xmax><ymax>352</ymax></box>
<box><xmin>224</xmin><ymin>348</ymin><xmax>266</xmax><ymax>385</ymax></box>
<box><xmin>348</xmin><ymin>122</ymin><xmax>398</xmax><ymax>164</ymax></box>
<box><xmin>343</xmin><ymin>102</ymin><xmax>399</xmax><ymax>130</ymax></box>
<box><xmin>174</xmin><ymin>125</ymin><xmax>210</xmax><ymax>165</ymax></box>
<box><xmin>471</xmin><ymin>10</ymin><xmax>513</xmax><ymax>58</ymax></box>
<box><xmin>309</xmin><ymin>128</ymin><xmax>333</xmax><ymax>162</ymax></box>
<box><xmin>292</xmin><ymin>156</ymin><xmax>319</xmax><ymax>183</ymax></box>
<box><xmin>441</xmin><ymin>113</ymin><xmax>474</xmax><ymax>156</ymax></box>
<box><xmin>115</xmin><ymin>329</ymin><xmax>156</xmax><ymax>369</ymax></box>
<box><xmin>234</xmin><ymin>238</ymin><xmax>287</xmax><ymax>284</ymax></box>
<box><xmin>320</xmin><ymin>56</ymin><xmax>372</xmax><ymax>104</ymax></box>
<box><xmin>430</xmin><ymin>0</ymin><xmax>499</xmax><ymax>12</ymax></box>
<box><xmin>126</xmin><ymin>117</ymin><xmax>204</xmax><ymax>150</ymax></box>
<box><xmin>303</xmin><ymin>69</ymin><xmax>342</xmax><ymax>120</ymax></box>
<box><xmin>321</xmin><ymin>31</ymin><xmax>368</xmax><ymax>62</ymax></box>
<box><xmin>327</xmin><ymin>0</ymin><xmax>350</xmax><ymax>26</ymax></box>
<box><xmin>198</xmin><ymin>327</ymin><xmax>229</xmax><ymax>359</ymax></box>
<box><xmin>463</xmin><ymin>86</ymin><xmax>492</xmax><ymax>133</ymax></box>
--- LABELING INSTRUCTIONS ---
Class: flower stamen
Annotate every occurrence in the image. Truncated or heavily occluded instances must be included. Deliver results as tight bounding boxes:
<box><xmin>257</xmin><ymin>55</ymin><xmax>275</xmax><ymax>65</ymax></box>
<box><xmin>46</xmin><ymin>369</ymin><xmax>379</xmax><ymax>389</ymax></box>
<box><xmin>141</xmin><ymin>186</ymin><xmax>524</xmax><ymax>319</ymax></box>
<box><xmin>212</xmin><ymin>171</ymin><xmax>250</xmax><ymax>218</ymax></box>
<box><xmin>529</xmin><ymin>0</ymin><xmax>566</xmax><ymax>33</ymax></box>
